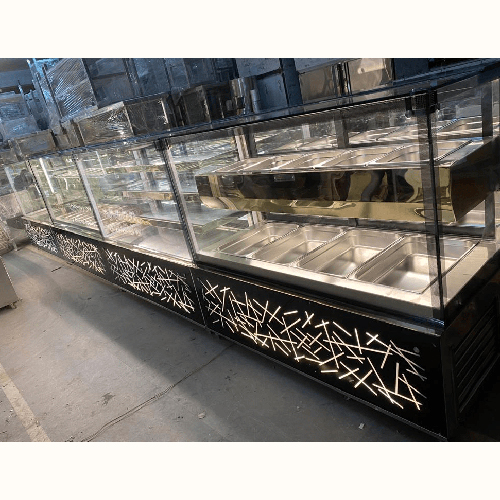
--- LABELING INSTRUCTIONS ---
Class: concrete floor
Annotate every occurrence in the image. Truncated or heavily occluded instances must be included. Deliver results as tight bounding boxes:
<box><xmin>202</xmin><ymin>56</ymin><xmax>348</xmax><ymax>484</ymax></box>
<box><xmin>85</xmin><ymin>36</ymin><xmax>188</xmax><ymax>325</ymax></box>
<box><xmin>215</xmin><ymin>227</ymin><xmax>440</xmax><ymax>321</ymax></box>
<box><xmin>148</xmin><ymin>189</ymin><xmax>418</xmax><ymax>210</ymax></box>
<box><xmin>0</xmin><ymin>245</ymin><xmax>498</xmax><ymax>442</ymax></box>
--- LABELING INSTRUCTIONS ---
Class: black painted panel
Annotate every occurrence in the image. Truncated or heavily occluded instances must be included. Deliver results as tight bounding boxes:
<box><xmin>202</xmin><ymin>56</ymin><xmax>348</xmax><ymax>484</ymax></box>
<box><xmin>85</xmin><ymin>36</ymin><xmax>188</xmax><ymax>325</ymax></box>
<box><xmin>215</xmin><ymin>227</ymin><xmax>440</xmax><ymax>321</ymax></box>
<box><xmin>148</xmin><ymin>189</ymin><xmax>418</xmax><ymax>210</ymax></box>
<box><xmin>25</xmin><ymin>220</ymin><xmax>203</xmax><ymax>325</ymax></box>
<box><xmin>99</xmin><ymin>240</ymin><xmax>203</xmax><ymax>325</ymax></box>
<box><xmin>193</xmin><ymin>267</ymin><xmax>447</xmax><ymax>436</ymax></box>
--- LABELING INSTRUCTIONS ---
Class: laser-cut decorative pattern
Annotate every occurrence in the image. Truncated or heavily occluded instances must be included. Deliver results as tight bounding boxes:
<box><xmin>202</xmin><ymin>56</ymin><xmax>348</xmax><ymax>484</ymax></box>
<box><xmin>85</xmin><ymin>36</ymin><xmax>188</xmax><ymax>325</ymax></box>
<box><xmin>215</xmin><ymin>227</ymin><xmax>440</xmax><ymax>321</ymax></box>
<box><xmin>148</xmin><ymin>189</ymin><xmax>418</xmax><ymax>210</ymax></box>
<box><xmin>105</xmin><ymin>249</ymin><xmax>195</xmax><ymax>314</ymax></box>
<box><xmin>199</xmin><ymin>279</ymin><xmax>426</xmax><ymax>411</ymax></box>
<box><xmin>24</xmin><ymin>220</ymin><xmax>58</xmax><ymax>254</ymax></box>
<box><xmin>56</xmin><ymin>233</ymin><xmax>105</xmax><ymax>275</ymax></box>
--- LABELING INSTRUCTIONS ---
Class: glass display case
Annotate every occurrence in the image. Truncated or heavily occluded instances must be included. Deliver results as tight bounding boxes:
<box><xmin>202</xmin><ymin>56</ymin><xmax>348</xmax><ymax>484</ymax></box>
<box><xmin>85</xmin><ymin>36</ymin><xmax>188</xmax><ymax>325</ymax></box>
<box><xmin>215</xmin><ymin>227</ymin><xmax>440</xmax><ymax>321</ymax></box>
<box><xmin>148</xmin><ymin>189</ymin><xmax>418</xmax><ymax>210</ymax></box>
<box><xmin>75</xmin><ymin>141</ymin><xmax>191</xmax><ymax>260</ymax></box>
<box><xmin>0</xmin><ymin>170</ymin><xmax>17</xmax><ymax>253</ymax></box>
<box><xmin>28</xmin><ymin>140</ymin><xmax>191</xmax><ymax>262</ymax></box>
<box><xmin>28</xmin><ymin>153</ymin><xmax>100</xmax><ymax>233</ymax></box>
<box><xmin>169</xmin><ymin>81</ymin><xmax>500</xmax><ymax>323</ymax></box>
<box><xmin>3</xmin><ymin>160</ymin><xmax>50</xmax><ymax>222</ymax></box>
<box><xmin>166</xmin><ymin>130</ymin><xmax>253</xmax><ymax>253</ymax></box>
<box><xmin>0</xmin><ymin>160</ymin><xmax>49</xmax><ymax>253</ymax></box>
<box><xmin>19</xmin><ymin>62</ymin><xmax>500</xmax><ymax>439</ymax></box>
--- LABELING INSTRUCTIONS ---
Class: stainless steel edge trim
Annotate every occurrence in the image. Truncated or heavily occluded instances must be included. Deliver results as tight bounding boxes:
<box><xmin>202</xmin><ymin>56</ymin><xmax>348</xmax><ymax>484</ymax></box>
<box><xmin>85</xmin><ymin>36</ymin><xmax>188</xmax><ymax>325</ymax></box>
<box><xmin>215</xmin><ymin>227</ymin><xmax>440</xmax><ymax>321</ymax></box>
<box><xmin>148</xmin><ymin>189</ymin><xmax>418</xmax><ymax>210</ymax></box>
<box><xmin>161</xmin><ymin>140</ymin><xmax>199</xmax><ymax>261</ymax></box>
<box><xmin>73</xmin><ymin>155</ymin><xmax>109</xmax><ymax>238</ymax></box>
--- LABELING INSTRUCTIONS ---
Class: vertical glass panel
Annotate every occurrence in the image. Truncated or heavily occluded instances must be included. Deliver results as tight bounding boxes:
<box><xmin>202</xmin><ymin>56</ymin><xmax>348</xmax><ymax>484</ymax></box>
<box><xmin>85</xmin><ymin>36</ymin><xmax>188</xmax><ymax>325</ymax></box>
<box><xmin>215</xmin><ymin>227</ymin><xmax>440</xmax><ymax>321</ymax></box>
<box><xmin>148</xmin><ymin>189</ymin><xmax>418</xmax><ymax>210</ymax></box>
<box><xmin>435</xmin><ymin>76</ymin><xmax>500</xmax><ymax>311</ymax></box>
<box><xmin>435</xmin><ymin>74</ymin><xmax>482</xmax><ymax>123</ymax></box>
<box><xmin>494</xmin><ymin>78</ymin><xmax>500</xmax><ymax>134</ymax></box>
<box><xmin>29</xmin><ymin>154</ymin><xmax>99</xmax><ymax>231</ymax></box>
<box><xmin>0</xmin><ymin>167</ymin><xmax>13</xmax><ymax>196</ymax></box>
<box><xmin>168</xmin><ymin>130</ymin><xmax>252</xmax><ymax>252</ymax></box>
<box><xmin>3</xmin><ymin>161</ymin><xmax>49</xmax><ymax>221</ymax></box>
<box><xmin>251</xmin><ymin>111</ymin><xmax>337</xmax><ymax>155</ymax></box>
<box><xmin>76</xmin><ymin>142</ymin><xmax>191</xmax><ymax>260</ymax></box>
<box><xmin>0</xmin><ymin>166</ymin><xmax>24</xmax><ymax>252</ymax></box>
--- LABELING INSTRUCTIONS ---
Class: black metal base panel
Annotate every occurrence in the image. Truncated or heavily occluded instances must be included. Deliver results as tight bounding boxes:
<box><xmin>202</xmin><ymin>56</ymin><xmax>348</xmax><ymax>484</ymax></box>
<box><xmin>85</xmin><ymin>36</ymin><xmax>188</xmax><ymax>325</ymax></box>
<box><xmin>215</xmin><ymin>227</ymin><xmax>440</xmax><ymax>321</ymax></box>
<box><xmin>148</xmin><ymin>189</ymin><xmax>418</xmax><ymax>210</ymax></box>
<box><xmin>23</xmin><ymin>219</ymin><xmax>204</xmax><ymax>325</ymax></box>
<box><xmin>24</xmin><ymin>219</ymin><xmax>448</xmax><ymax>437</ymax></box>
<box><xmin>192</xmin><ymin>267</ymin><xmax>447</xmax><ymax>436</ymax></box>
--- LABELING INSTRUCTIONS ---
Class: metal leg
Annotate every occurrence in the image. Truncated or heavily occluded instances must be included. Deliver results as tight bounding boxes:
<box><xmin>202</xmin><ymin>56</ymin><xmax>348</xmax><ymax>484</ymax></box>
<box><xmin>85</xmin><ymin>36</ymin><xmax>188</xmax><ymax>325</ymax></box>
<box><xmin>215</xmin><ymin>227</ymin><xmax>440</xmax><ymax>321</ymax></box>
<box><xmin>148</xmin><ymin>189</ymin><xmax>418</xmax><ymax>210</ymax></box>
<box><xmin>483</xmin><ymin>192</ymin><xmax>496</xmax><ymax>239</ymax></box>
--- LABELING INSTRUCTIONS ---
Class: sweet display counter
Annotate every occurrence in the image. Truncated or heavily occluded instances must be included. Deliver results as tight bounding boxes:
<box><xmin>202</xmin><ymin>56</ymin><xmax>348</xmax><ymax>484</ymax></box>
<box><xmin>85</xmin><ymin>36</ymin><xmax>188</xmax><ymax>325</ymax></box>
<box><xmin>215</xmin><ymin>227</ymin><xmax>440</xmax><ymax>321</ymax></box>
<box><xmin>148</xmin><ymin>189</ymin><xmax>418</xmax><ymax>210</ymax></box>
<box><xmin>14</xmin><ymin>66</ymin><xmax>500</xmax><ymax>439</ymax></box>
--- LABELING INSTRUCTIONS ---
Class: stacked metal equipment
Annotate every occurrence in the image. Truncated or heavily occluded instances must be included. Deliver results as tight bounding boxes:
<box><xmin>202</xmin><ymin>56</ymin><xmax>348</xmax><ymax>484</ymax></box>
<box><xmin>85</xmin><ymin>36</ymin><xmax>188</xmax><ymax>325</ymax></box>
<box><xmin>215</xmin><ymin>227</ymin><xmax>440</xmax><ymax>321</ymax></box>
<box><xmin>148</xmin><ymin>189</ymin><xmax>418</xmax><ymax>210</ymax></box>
<box><xmin>22</xmin><ymin>58</ymin><xmax>316</xmax><ymax>152</ymax></box>
<box><xmin>0</xmin><ymin>93</ymin><xmax>38</xmax><ymax>252</ymax></box>
<box><xmin>29</xmin><ymin>58</ymin><xmax>182</xmax><ymax>148</ymax></box>
<box><xmin>296</xmin><ymin>58</ymin><xmax>395</xmax><ymax>104</ymax></box>
<box><xmin>0</xmin><ymin>92</ymin><xmax>39</xmax><ymax>143</ymax></box>
<box><xmin>72</xmin><ymin>95</ymin><xmax>177</xmax><ymax>146</ymax></box>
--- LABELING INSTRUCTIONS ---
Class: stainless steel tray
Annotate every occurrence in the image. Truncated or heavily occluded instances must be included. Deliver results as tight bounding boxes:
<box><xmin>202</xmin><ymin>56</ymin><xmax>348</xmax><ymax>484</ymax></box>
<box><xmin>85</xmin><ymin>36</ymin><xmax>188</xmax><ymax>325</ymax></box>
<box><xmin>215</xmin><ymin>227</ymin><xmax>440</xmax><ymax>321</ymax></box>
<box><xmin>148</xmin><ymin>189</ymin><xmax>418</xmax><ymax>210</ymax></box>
<box><xmin>260</xmin><ymin>151</ymin><xmax>350</xmax><ymax>172</ymax></box>
<box><xmin>195</xmin><ymin>226</ymin><xmax>238</xmax><ymax>248</ymax></box>
<box><xmin>252</xmin><ymin>225</ymin><xmax>347</xmax><ymax>264</ymax></box>
<box><xmin>217</xmin><ymin>155</ymin><xmax>304</xmax><ymax>173</ymax></box>
<box><xmin>377</xmin><ymin>120</ymin><xmax>453</xmax><ymax>143</ymax></box>
<box><xmin>303</xmin><ymin>137</ymin><xmax>338</xmax><ymax>149</ymax></box>
<box><xmin>332</xmin><ymin>146</ymin><xmax>397</xmax><ymax>167</ymax></box>
<box><xmin>272</xmin><ymin>134</ymin><xmax>357</xmax><ymax>152</ymax></box>
<box><xmin>275</xmin><ymin>137</ymin><xmax>329</xmax><ymax>151</ymax></box>
<box><xmin>296</xmin><ymin>229</ymin><xmax>403</xmax><ymax>277</ymax></box>
<box><xmin>353</xmin><ymin>235</ymin><xmax>478</xmax><ymax>292</ymax></box>
<box><xmin>197</xmin><ymin>137</ymin><xmax>499</xmax><ymax>224</ymax></box>
<box><xmin>217</xmin><ymin>222</ymin><xmax>299</xmax><ymax>257</ymax></box>
<box><xmin>349</xmin><ymin>127</ymin><xmax>402</xmax><ymax>145</ymax></box>
<box><xmin>370</xmin><ymin>140</ymin><xmax>470</xmax><ymax>166</ymax></box>
<box><xmin>437</xmin><ymin>117</ymin><xmax>484</xmax><ymax>139</ymax></box>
